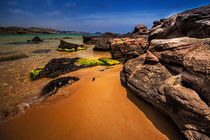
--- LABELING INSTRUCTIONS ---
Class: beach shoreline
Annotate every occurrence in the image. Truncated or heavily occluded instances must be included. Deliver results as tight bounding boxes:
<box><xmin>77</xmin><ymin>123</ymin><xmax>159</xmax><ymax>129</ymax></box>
<box><xmin>0</xmin><ymin>65</ymin><xmax>184</xmax><ymax>140</ymax></box>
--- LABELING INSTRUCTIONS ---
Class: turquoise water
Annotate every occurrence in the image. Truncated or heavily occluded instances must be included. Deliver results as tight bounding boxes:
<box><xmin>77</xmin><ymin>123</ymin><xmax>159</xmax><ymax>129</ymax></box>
<box><xmin>0</xmin><ymin>34</ymin><xmax>97</xmax><ymax>45</ymax></box>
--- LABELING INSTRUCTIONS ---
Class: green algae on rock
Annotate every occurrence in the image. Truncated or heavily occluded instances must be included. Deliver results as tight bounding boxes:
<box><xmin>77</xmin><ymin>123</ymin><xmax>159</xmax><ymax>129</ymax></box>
<box><xmin>75</xmin><ymin>57</ymin><xmax>120</xmax><ymax>66</ymax></box>
<box><xmin>29</xmin><ymin>57</ymin><xmax>120</xmax><ymax>80</ymax></box>
<box><xmin>57</xmin><ymin>46</ymin><xmax>86</xmax><ymax>52</ymax></box>
<box><xmin>98</xmin><ymin>57</ymin><xmax>120</xmax><ymax>65</ymax></box>
<box><xmin>30</xmin><ymin>66</ymin><xmax>45</xmax><ymax>80</ymax></box>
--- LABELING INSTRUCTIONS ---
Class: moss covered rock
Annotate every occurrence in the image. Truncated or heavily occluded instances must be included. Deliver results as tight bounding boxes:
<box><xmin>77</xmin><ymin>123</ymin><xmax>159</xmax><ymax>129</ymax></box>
<box><xmin>75</xmin><ymin>57</ymin><xmax>120</xmax><ymax>66</ymax></box>
<box><xmin>30</xmin><ymin>66</ymin><xmax>44</xmax><ymax>80</ymax></box>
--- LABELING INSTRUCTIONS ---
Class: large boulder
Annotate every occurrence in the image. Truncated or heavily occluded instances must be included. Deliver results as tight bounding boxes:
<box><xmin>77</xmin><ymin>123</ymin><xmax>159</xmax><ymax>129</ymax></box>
<box><xmin>110</xmin><ymin>38</ymin><xmax>148</xmax><ymax>62</ymax></box>
<box><xmin>83</xmin><ymin>35</ymin><xmax>99</xmax><ymax>44</ymax></box>
<box><xmin>58</xmin><ymin>40</ymin><xmax>84</xmax><ymax>50</ymax></box>
<box><xmin>121</xmin><ymin>37</ymin><xmax>210</xmax><ymax>139</ymax></box>
<box><xmin>126</xmin><ymin>24</ymin><xmax>149</xmax><ymax>39</ymax></box>
<box><xmin>93</xmin><ymin>32</ymin><xmax>125</xmax><ymax>51</ymax></box>
<box><xmin>149</xmin><ymin>5</ymin><xmax>210</xmax><ymax>42</ymax></box>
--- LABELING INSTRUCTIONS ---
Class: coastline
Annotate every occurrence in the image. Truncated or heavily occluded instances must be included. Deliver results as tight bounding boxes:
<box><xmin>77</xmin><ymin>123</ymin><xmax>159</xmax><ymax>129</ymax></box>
<box><xmin>0</xmin><ymin>65</ymin><xmax>184</xmax><ymax>140</ymax></box>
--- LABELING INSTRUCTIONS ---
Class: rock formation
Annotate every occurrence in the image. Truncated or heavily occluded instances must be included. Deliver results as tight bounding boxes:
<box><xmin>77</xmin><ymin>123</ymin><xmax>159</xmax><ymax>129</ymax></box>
<box><xmin>58</xmin><ymin>40</ymin><xmax>84</xmax><ymax>51</ymax></box>
<box><xmin>37</xmin><ymin>58</ymin><xmax>87</xmax><ymax>79</ymax></box>
<box><xmin>121</xmin><ymin>5</ymin><xmax>210</xmax><ymax>140</ymax></box>
<box><xmin>126</xmin><ymin>24</ymin><xmax>149</xmax><ymax>39</ymax></box>
<box><xmin>83</xmin><ymin>35</ymin><xmax>99</xmax><ymax>44</ymax></box>
<box><xmin>110</xmin><ymin>38</ymin><xmax>148</xmax><ymax>62</ymax></box>
<box><xmin>41</xmin><ymin>76</ymin><xmax>79</xmax><ymax>96</ymax></box>
<box><xmin>149</xmin><ymin>4</ymin><xmax>210</xmax><ymax>41</ymax></box>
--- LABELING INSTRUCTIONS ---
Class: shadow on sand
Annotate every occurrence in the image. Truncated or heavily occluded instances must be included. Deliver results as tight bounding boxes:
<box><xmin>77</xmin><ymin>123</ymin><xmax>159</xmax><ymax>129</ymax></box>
<box><xmin>122</xmin><ymin>82</ymin><xmax>186</xmax><ymax>140</ymax></box>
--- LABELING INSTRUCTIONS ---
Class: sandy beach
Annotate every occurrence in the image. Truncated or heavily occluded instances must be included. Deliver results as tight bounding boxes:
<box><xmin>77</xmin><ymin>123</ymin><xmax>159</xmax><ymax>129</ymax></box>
<box><xmin>0</xmin><ymin>65</ymin><xmax>183</xmax><ymax>140</ymax></box>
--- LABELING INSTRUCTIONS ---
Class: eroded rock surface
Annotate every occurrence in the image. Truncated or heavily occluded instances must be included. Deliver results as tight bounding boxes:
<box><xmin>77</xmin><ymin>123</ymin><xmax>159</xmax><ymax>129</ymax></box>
<box><xmin>126</xmin><ymin>24</ymin><xmax>149</xmax><ymax>39</ymax></box>
<box><xmin>58</xmin><ymin>40</ymin><xmax>84</xmax><ymax>50</ymax></box>
<box><xmin>38</xmin><ymin>58</ymin><xmax>87</xmax><ymax>78</ymax></box>
<box><xmin>121</xmin><ymin>37</ymin><xmax>210</xmax><ymax>139</ymax></box>
<box><xmin>41</xmin><ymin>76</ymin><xmax>79</xmax><ymax>96</ymax></box>
<box><xmin>110</xmin><ymin>38</ymin><xmax>148</xmax><ymax>62</ymax></box>
<box><xmin>149</xmin><ymin>5</ymin><xmax>210</xmax><ymax>41</ymax></box>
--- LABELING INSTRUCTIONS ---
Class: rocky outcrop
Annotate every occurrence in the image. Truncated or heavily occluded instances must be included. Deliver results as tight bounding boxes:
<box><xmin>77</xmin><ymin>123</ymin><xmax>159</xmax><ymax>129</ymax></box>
<box><xmin>27</xmin><ymin>36</ymin><xmax>43</xmax><ymax>43</ymax></box>
<box><xmin>126</xmin><ymin>24</ymin><xmax>149</xmax><ymax>39</ymax></box>
<box><xmin>83</xmin><ymin>35</ymin><xmax>99</xmax><ymax>44</ymax></box>
<box><xmin>121</xmin><ymin>37</ymin><xmax>210</xmax><ymax>139</ymax></box>
<box><xmin>0</xmin><ymin>26</ymin><xmax>60</xmax><ymax>34</ymax></box>
<box><xmin>110</xmin><ymin>38</ymin><xmax>148</xmax><ymax>62</ymax></box>
<box><xmin>37</xmin><ymin>58</ymin><xmax>87</xmax><ymax>79</ymax></box>
<box><xmin>149</xmin><ymin>5</ymin><xmax>210</xmax><ymax>42</ymax></box>
<box><xmin>93</xmin><ymin>32</ymin><xmax>126</xmax><ymax>51</ymax></box>
<box><xmin>41</xmin><ymin>76</ymin><xmax>79</xmax><ymax>96</ymax></box>
<box><xmin>58</xmin><ymin>40</ymin><xmax>84</xmax><ymax>50</ymax></box>
<box><xmin>32</xmin><ymin>36</ymin><xmax>43</xmax><ymax>42</ymax></box>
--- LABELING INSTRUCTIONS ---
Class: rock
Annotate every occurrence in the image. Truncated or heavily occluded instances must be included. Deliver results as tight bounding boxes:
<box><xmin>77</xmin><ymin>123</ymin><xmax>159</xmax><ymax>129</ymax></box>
<box><xmin>126</xmin><ymin>24</ymin><xmax>149</xmax><ymax>39</ymax></box>
<box><xmin>38</xmin><ymin>57</ymin><xmax>87</xmax><ymax>78</ymax></box>
<box><xmin>41</xmin><ymin>76</ymin><xmax>79</xmax><ymax>96</ymax></box>
<box><xmin>110</xmin><ymin>37</ymin><xmax>148</xmax><ymax>62</ymax></box>
<box><xmin>121</xmin><ymin>37</ymin><xmax>210</xmax><ymax>139</ymax></box>
<box><xmin>144</xmin><ymin>51</ymin><xmax>159</xmax><ymax>64</ymax></box>
<box><xmin>149</xmin><ymin>37</ymin><xmax>210</xmax><ymax>104</ymax></box>
<box><xmin>93</xmin><ymin>38</ymin><xmax>111</xmax><ymax>51</ymax></box>
<box><xmin>83</xmin><ymin>35</ymin><xmax>99</xmax><ymax>44</ymax></box>
<box><xmin>149</xmin><ymin>5</ymin><xmax>210</xmax><ymax>42</ymax></box>
<box><xmin>92</xmin><ymin>32</ymin><xmax>126</xmax><ymax>51</ymax></box>
<box><xmin>58</xmin><ymin>40</ymin><xmax>84</xmax><ymax>51</ymax></box>
<box><xmin>31</xmin><ymin>36</ymin><xmax>43</xmax><ymax>42</ymax></box>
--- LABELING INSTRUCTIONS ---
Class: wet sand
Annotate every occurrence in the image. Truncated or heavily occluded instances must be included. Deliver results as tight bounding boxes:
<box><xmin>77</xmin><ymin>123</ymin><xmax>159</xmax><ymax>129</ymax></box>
<box><xmin>0</xmin><ymin>65</ymin><xmax>183</xmax><ymax>140</ymax></box>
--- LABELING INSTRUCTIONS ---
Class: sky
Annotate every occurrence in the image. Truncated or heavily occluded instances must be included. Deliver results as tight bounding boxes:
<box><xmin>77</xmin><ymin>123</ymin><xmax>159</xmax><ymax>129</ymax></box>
<box><xmin>0</xmin><ymin>0</ymin><xmax>209</xmax><ymax>33</ymax></box>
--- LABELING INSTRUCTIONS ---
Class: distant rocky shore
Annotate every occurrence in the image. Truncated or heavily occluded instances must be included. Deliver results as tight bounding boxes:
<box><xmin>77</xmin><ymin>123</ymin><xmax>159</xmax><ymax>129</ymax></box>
<box><xmin>83</xmin><ymin>4</ymin><xmax>210</xmax><ymax>140</ymax></box>
<box><xmin>0</xmin><ymin>26</ymin><xmax>91</xmax><ymax>34</ymax></box>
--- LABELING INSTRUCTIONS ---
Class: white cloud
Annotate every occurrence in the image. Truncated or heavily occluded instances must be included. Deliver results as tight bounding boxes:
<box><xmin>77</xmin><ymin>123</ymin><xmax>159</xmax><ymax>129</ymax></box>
<box><xmin>8</xmin><ymin>8</ymin><xmax>33</xmax><ymax>15</ymax></box>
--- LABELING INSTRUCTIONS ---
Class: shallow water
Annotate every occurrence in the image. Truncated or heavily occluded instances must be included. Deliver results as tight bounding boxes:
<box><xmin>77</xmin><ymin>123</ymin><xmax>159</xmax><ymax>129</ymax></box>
<box><xmin>0</xmin><ymin>34</ymin><xmax>110</xmax><ymax>120</ymax></box>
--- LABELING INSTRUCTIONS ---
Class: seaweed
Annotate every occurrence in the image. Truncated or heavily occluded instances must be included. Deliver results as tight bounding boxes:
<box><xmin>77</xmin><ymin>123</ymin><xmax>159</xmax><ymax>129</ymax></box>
<box><xmin>98</xmin><ymin>57</ymin><xmax>120</xmax><ymax>65</ymax></box>
<box><xmin>57</xmin><ymin>46</ymin><xmax>86</xmax><ymax>52</ymax></box>
<box><xmin>75</xmin><ymin>57</ymin><xmax>120</xmax><ymax>66</ymax></box>
<box><xmin>30</xmin><ymin>66</ymin><xmax>45</xmax><ymax>80</ymax></box>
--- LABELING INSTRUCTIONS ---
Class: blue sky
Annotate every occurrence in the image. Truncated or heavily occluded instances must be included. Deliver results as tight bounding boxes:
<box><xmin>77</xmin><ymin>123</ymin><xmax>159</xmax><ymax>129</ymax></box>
<box><xmin>0</xmin><ymin>0</ymin><xmax>209</xmax><ymax>33</ymax></box>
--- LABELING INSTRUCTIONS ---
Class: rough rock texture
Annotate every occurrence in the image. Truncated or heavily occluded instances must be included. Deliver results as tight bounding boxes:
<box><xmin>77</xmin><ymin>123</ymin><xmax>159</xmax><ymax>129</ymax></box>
<box><xmin>83</xmin><ymin>35</ymin><xmax>98</xmax><ymax>44</ymax></box>
<box><xmin>149</xmin><ymin>5</ymin><xmax>210</xmax><ymax>42</ymax></box>
<box><xmin>93</xmin><ymin>38</ymin><xmax>111</xmax><ymax>51</ymax></box>
<box><xmin>83</xmin><ymin>32</ymin><xmax>126</xmax><ymax>51</ymax></box>
<box><xmin>121</xmin><ymin>37</ymin><xmax>210</xmax><ymax>140</ymax></box>
<box><xmin>38</xmin><ymin>58</ymin><xmax>88</xmax><ymax>78</ymax></box>
<box><xmin>110</xmin><ymin>38</ymin><xmax>148</xmax><ymax>62</ymax></box>
<box><xmin>27</xmin><ymin>36</ymin><xmax>43</xmax><ymax>43</ymax></box>
<box><xmin>91</xmin><ymin>32</ymin><xmax>125</xmax><ymax>51</ymax></box>
<box><xmin>41</xmin><ymin>76</ymin><xmax>79</xmax><ymax>96</ymax></box>
<box><xmin>58</xmin><ymin>40</ymin><xmax>84</xmax><ymax>50</ymax></box>
<box><xmin>32</xmin><ymin>36</ymin><xmax>43</xmax><ymax>42</ymax></box>
<box><xmin>126</xmin><ymin>24</ymin><xmax>149</xmax><ymax>39</ymax></box>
